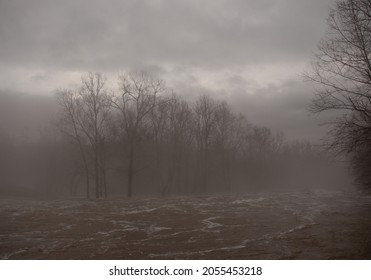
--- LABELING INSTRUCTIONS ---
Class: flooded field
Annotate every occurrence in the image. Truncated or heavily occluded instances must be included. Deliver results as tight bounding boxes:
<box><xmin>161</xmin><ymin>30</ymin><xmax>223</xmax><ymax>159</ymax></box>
<box><xmin>1</xmin><ymin>190</ymin><xmax>371</xmax><ymax>259</ymax></box>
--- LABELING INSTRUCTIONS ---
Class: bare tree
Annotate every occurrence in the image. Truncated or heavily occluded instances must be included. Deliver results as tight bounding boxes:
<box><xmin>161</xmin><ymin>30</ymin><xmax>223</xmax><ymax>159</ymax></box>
<box><xmin>111</xmin><ymin>72</ymin><xmax>165</xmax><ymax>197</ymax></box>
<box><xmin>155</xmin><ymin>94</ymin><xmax>194</xmax><ymax>195</ymax></box>
<box><xmin>193</xmin><ymin>95</ymin><xmax>217</xmax><ymax>192</ymax></box>
<box><xmin>305</xmin><ymin>0</ymin><xmax>371</xmax><ymax>154</ymax></box>
<box><xmin>148</xmin><ymin>95</ymin><xmax>171</xmax><ymax>194</ymax></box>
<box><xmin>56</xmin><ymin>72</ymin><xmax>111</xmax><ymax>199</ymax></box>
<box><xmin>212</xmin><ymin>101</ymin><xmax>237</xmax><ymax>191</ymax></box>
<box><xmin>57</xmin><ymin>89</ymin><xmax>91</xmax><ymax>198</ymax></box>
<box><xmin>79</xmin><ymin>72</ymin><xmax>111</xmax><ymax>198</ymax></box>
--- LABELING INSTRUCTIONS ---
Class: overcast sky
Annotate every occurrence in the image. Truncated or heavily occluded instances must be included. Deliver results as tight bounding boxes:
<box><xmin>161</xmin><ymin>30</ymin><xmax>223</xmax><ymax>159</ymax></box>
<box><xmin>0</xmin><ymin>0</ymin><xmax>337</xmax><ymax>141</ymax></box>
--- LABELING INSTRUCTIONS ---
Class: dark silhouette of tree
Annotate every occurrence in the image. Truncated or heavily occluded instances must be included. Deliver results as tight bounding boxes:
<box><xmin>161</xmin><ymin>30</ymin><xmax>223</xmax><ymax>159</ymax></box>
<box><xmin>56</xmin><ymin>72</ymin><xmax>111</xmax><ymax>198</ymax></box>
<box><xmin>47</xmin><ymin>71</ymin><xmax>336</xmax><ymax>198</ymax></box>
<box><xmin>57</xmin><ymin>89</ymin><xmax>91</xmax><ymax>198</ymax></box>
<box><xmin>193</xmin><ymin>95</ymin><xmax>217</xmax><ymax>192</ymax></box>
<box><xmin>213</xmin><ymin>101</ymin><xmax>239</xmax><ymax>191</ymax></box>
<box><xmin>306</xmin><ymin>0</ymin><xmax>371</xmax><ymax>154</ymax></box>
<box><xmin>153</xmin><ymin>94</ymin><xmax>194</xmax><ymax>195</ymax></box>
<box><xmin>79</xmin><ymin>72</ymin><xmax>111</xmax><ymax>198</ymax></box>
<box><xmin>110</xmin><ymin>72</ymin><xmax>166</xmax><ymax>198</ymax></box>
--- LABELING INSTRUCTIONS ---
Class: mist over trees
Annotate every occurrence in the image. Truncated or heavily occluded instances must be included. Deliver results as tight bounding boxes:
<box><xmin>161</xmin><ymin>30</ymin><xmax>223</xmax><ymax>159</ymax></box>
<box><xmin>0</xmin><ymin>71</ymin><xmax>347</xmax><ymax>199</ymax></box>
<box><xmin>57</xmin><ymin>72</ymin><xmax>111</xmax><ymax>199</ymax></box>
<box><xmin>306</xmin><ymin>0</ymin><xmax>371</xmax><ymax>187</ymax></box>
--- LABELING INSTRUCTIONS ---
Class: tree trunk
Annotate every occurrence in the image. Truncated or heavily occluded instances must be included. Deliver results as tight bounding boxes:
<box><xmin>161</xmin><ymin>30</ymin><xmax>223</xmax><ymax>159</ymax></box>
<box><xmin>101</xmin><ymin>158</ymin><xmax>108</xmax><ymax>199</ymax></box>
<box><xmin>127</xmin><ymin>143</ymin><xmax>134</xmax><ymax>198</ymax></box>
<box><xmin>94</xmin><ymin>150</ymin><xmax>100</xmax><ymax>199</ymax></box>
<box><xmin>78</xmin><ymin>140</ymin><xmax>90</xmax><ymax>199</ymax></box>
<box><xmin>85</xmin><ymin>170</ymin><xmax>90</xmax><ymax>199</ymax></box>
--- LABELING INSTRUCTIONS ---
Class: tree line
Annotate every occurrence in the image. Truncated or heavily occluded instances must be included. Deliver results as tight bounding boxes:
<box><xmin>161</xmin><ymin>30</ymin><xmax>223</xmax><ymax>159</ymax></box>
<box><xmin>34</xmin><ymin>71</ymin><xmax>328</xmax><ymax>199</ymax></box>
<box><xmin>0</xmin><ymin>73</ymin><xmax>342</xmax><ymax>199</ymax></box>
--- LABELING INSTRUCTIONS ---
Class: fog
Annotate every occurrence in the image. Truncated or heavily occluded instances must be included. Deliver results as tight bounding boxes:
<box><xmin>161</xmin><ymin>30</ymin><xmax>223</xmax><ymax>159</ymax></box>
<box><xmin>1</xmin><ymin>0</ymin><xmax>370</xmax><ymax>261</ymax></box>
<box><xmin>0</xmin><ymin>83</ymin><xmax>364</xmax><ymax>260</ymax></box>
<box><xmin>0</xmin><ymin>78</ymin><xmax>352</xmax><ymax>199</ymax></box>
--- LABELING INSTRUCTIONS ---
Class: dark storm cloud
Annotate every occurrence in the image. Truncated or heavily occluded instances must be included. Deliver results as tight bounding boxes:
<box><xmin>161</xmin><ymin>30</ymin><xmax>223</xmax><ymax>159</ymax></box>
<box><xmin>0</xmin><ymin>0</ymin><xmax>337</xmax><ymax>140</ymax></box>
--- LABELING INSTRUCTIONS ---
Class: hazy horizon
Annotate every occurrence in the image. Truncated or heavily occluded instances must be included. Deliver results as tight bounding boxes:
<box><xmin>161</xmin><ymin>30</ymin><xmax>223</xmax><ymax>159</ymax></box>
<box><xmin>0</xmin><ymin>0</ymin><xmax>339</xmax><ymax>142</ymax></box>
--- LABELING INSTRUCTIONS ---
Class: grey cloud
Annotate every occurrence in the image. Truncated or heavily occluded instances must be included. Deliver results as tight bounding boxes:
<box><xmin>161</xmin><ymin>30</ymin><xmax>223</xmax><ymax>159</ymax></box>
<box><xmin>30</xmin><ymin>74</ymin><xmax>52</xmax><ymax>82</ymax></box>
<box><xmin>0</xmin><ymin>0</ymin><xmax>335</xmax><ymax>71</ymax></box>
<box><xmin>0</xmin><ymin>0</ymin><xmax>338</xmax><ymax>141</ymax></box>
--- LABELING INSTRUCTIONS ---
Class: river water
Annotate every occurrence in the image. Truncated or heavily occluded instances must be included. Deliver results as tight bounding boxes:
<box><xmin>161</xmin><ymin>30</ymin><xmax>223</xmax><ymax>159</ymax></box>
<box><xmin>1</xmin><ymin>189</ymin><xmax>371</xmax><ymax>259</ymax></box>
